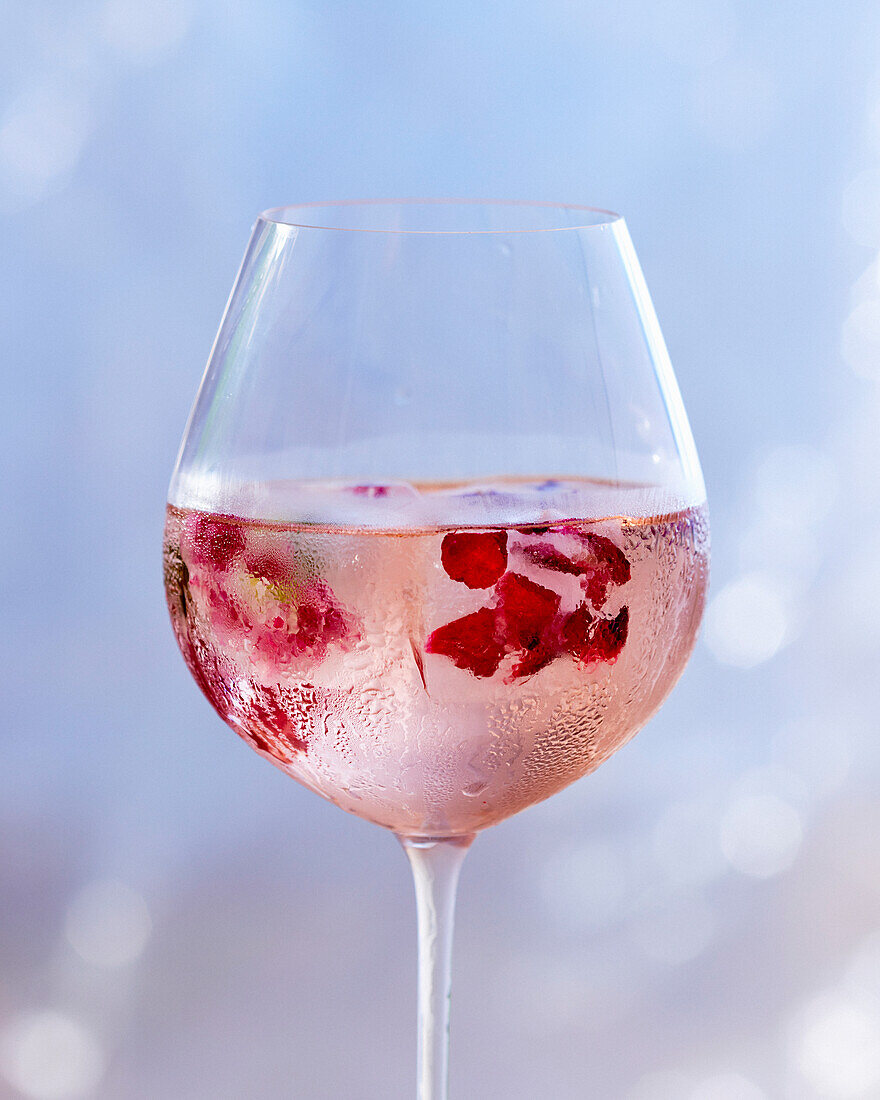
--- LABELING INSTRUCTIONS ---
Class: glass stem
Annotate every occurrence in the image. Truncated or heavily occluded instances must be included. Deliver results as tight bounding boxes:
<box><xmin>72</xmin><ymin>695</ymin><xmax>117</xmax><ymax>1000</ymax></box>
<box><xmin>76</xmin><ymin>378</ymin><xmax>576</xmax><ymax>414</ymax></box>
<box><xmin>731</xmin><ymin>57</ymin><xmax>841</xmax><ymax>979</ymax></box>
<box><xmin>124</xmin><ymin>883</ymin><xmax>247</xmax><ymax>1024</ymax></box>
<box><xmin>400</xmin><ymin>834</ymin><xmax>474</xmax><ymax>1100</ymax></box>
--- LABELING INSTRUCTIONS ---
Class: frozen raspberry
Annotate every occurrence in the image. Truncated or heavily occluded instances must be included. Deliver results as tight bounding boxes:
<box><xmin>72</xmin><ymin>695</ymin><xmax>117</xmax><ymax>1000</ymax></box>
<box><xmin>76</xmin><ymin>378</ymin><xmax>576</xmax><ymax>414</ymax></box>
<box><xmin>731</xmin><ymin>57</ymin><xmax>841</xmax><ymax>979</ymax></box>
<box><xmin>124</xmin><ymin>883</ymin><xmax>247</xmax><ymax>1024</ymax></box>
<box><xmin>562</xmin><ymin>603</ymin><xmax>628</xmax><ymax>664</ymax></box>
<box><xmin>243</xmin><ymin>579</ymin><xmax>355</xmax><ymax>669</ymax></box>
<box><xmin>583</xmin><ymin>533</ymin><xmax>631</xmax><ymax>586</ymax></box>
<box><xmin>311</xmin><ymin>581</ymin><xmax>350</xmax><ymax>643</ymax></box>
<box><xmin>427</xmin><ymin>572</ymin><xmax>563</xmax><ymax>680</ymax></box>
<box><xmin>294</xmin><ymin>601</ymin><xmax>323</xmax><ymax>649</ymax></box>
<box><xmin>563</xmin><ymin>530</ymin><xmax>633</xmax><ymax>611</ymax></box>
<box><xmin>521</xmin><ymin>542</ymin><xmax>587</xmax><ymax>576</ymax></box>
<box><xmin>561</xmin><ymin>529</ymin><xmax>630</xmax><ymax>585</ymax></box>
<box><xmin>183</xmin><ymin>513</ymin><xmax>244</xmax><ymax>571</ymax></box>
<box><xmin>560</xmin><ymin>602</ymin><xmax>594</xmax><ymax>661</ymax></box>
<box><xmin>246</xmin><ymin>684</ymin><xmax>308</xmax><ymax>755</ymax></box>
<box><xmin>351</xmin><ymin>485</ymin><xmax>390</xmax><ymax>497</ymax></box>
<box><xmin>245</xmin><ymin>548</ymin><xmax>296</xmax><ymax>587</ymax></box>
<box><xmin>509</xmin><ymin>638</ymin><xmax>559</xmax><ymax>680</ymax></box>
<box><xmin>441</xmin><ymin>530</ymin><xmax>508</xmax><ymax>588</ymax></box>
<box><xmin>426</xmin><ymin>607</ymin><xmax>505</xmax><ymax>678</ymax></box>
<box><xmin>251</xmin><ymin>624</ymin><xmax>304</xmax><ymax>669</ymax></box>
<box><xmin>295</xmin><ymin>580</ymin><xmax>350</xmax><ymax>651</ymax></box>
<box><xmin>590</xmin><ymin>606</ymin><xmax>629</xmax><ymax>661</ymax></box>
<box><xmin>583</xmin><ymin>569</ymin><xmax>614</xmax><ymax>610</ymax></box>
<box><xmin>495</xmin><ymin>572</ymin><xmax>561</xmax><ymax>650</ymax></box>
<box><xmin>518</xmin><ymin>528</ymin><xmax>630</xmax><ymax>609</ymax></box>
<box><xmin>206</xmin><ymin>584</ymin><xmax>252</xmax><ymax>639</ymax></box>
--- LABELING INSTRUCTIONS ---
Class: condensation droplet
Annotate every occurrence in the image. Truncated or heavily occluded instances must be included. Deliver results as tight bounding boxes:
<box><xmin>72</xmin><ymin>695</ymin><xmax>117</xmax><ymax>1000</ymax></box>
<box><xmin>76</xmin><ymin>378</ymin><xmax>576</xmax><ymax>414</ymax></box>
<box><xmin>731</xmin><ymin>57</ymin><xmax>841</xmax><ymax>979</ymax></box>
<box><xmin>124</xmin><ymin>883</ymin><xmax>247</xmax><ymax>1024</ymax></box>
<box><xmin>463</xmin><ymin>781</ymin><xmax>488</xmax><ymax>797</ymax></box>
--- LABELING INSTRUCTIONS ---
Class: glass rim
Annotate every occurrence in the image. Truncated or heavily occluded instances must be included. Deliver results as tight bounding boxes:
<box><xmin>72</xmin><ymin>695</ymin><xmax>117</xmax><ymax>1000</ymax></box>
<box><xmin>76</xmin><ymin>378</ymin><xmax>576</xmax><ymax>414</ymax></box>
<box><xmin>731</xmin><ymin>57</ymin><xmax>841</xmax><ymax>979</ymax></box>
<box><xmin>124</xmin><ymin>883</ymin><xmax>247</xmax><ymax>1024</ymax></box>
<box><xmin>257</xmin><ymin>198</ymin><xmax>622</xmax><ymax>235</ymax></box>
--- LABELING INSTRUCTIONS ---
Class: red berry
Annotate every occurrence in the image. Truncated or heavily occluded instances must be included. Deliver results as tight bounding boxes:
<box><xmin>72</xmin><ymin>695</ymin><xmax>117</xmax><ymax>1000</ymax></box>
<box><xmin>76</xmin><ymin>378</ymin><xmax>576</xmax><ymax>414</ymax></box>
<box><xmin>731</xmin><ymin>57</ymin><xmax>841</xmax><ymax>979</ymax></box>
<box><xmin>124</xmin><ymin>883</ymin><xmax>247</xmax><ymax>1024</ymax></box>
<box><xmin>495</xmin><ymin>572</ymin><xmax>560</xmax><ymax>650</ymax></box>
<box><xmin>563</xmin><ymin>530</ymin><xmax>630</xmax><ymax>585</ymax></box>
<box><xmin>521</xmin><ymin>541</ymin><xmax>588</xmax><ymax>576</ymax></box>
<box><xmin>183</xmin><ymin>513</ymin><xmax>245</xmax><ymax>571</ymax></box>
<box><xmin>351</xmin><ymin>485</ymin><xmax>390</xmax><ymax>497</ymax></box>
<box><xmin>322</xmin><ymin>604</ymin><xmax>348</xmax><ymax>643</ymax></box>
<box><xmin>587</xmin><ymin>534</ymin><xmax>631</xmax><ymax>585</ymax></box>
<box><xmin>294</xmin><ymin>601</ymin><xmax>324</xmax><ymax>650</ymax></box>
<box><xmin>294</xmin><ymin>580</ymin><xmax>350</xmax><ymax>651</ymax></box>
<box><xmin>518</xmin><ymin>528</ymin><xmax>630</xmax><ymax>609</ymax></box>
<box><xmin>426</xmin><ymin>606</ymin><xmax>505</xmax><ymax>678</ymax></box>
<box><xmin>582</xmin><ymin>569</ymin><xmax>613</xmax><ymax>610</ymax></box>
<box><xmin>562</xmin><ymin>603</ymin><xmax>628</xmax><ymax>664</ymax></box>
<box><xmin>509</xmin><ymin>638</ymin><xmax>558</xmax><ymax>679</ymax></box>
<box><xmin>560</xmin><ymin>603</ymin><xmax>594</xmax><ymax>661</ymax></box>
<box><xmin>591</xmin><ymin>606</ymin><xmax>629</xmax><ymax>661</ymax></box>
<box><xmin>441</xmin><ymin>530</ymin><xmax>508</xmax><ymax>589</ymax></box>
<box><xmin>247</xmin><ymin>683</ymin><xmax>308</xmax><ymax>754</ymax></box>
<box><xmin>245</xmin><ymin>549</ymin><xmax>295</xmax><ymax>586</ymax></box>
<box><xmin>206</xmin><ymin>584</ymin><xmax>252</xmax><ymax>638</ymax></box>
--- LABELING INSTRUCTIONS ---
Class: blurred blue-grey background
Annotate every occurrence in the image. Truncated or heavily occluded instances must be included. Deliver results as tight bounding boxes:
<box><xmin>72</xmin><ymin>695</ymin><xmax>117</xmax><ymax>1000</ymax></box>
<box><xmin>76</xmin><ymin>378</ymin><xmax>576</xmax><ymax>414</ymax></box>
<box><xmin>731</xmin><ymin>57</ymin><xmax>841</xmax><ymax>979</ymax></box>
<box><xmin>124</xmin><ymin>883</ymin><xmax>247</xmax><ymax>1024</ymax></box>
<box><xmin>3</xmin><ymin>1</ymin><xmax>880</xmax><ymax>1097</ymax></box>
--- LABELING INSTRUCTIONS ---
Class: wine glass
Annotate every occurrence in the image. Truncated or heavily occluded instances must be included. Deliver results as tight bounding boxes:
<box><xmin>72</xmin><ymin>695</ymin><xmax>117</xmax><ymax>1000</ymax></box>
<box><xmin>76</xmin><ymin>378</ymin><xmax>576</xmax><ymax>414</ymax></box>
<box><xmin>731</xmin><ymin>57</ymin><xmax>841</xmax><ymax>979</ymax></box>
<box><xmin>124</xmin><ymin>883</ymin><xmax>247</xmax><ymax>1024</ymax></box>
<box><xmin>163</xmin><ymin>199</ymin><xmax>709</xmax><ymax>1099</ymax></box>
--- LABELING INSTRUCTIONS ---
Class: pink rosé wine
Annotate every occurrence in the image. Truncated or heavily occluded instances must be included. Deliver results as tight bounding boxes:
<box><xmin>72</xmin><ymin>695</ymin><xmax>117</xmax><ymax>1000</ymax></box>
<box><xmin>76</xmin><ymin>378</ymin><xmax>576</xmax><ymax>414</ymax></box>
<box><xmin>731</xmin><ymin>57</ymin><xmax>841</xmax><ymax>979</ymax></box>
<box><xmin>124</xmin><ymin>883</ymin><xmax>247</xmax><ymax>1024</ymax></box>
<box><xmin>164</xmin><ymin>478</ymin><xmax>708</xmax><ymax>838</ymax></box>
